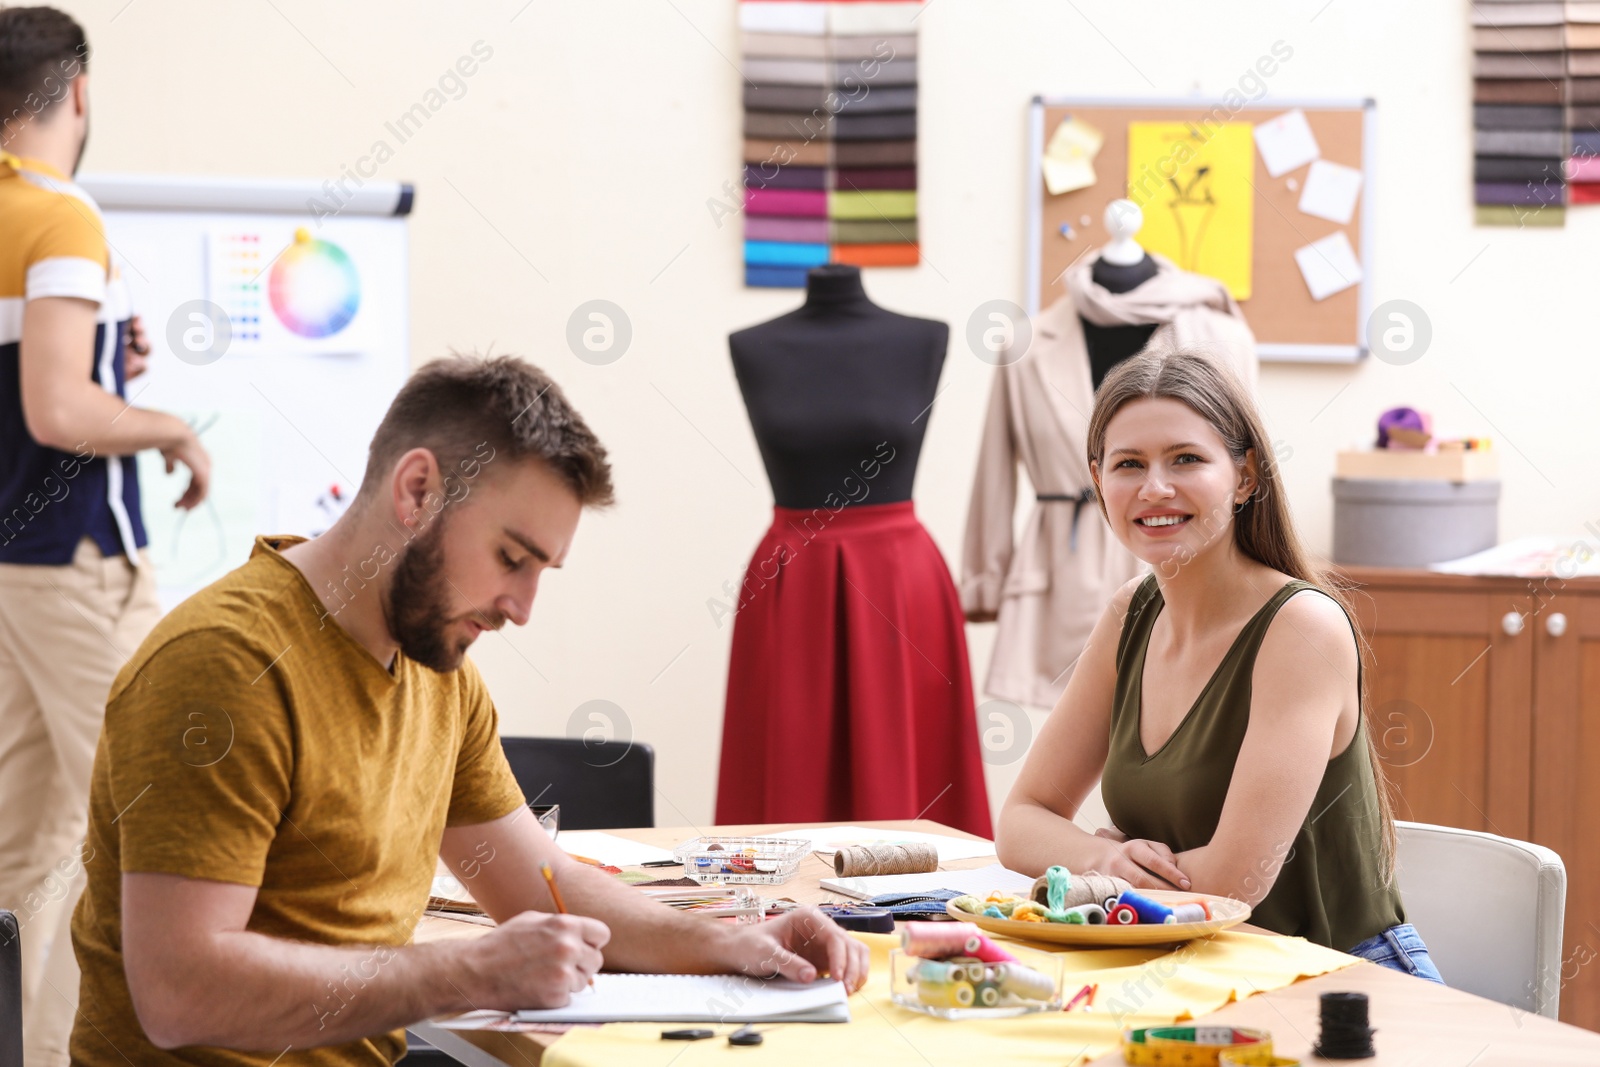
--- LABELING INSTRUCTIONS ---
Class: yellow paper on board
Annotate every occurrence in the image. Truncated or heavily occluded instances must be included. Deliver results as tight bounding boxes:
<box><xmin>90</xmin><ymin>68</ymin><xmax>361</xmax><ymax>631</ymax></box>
<box><xmin>1043</xmin><ymin>116</ymin><xmax>1104</xmax><ymax>195</ymax></box>
<box><xmin>1126</xmin><ymin>121</ymin><xmax>1255</xmax><ymax>299</ymax></box>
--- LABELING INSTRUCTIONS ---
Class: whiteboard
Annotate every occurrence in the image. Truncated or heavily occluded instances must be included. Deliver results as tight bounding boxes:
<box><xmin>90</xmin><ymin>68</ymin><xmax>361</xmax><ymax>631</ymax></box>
<box><xmin>80</xmin><ymin>174</ymin><xmax>412</xmax><ymax>607</ymax></box>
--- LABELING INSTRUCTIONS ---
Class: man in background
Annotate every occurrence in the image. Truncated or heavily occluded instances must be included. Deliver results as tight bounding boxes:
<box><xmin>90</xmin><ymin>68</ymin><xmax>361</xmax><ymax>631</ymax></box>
<box><xmin>0</xmin><ymin>7</ymin><xmax>211</xmax><ymax>1065</ymax></box>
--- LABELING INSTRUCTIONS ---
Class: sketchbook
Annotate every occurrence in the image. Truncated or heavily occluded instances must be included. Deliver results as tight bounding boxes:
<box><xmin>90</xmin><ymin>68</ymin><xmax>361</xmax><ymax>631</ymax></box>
<box><xmin>511</xmin><ymin>973</ymin><xmax>850</xmax><ymax>1024</ymax></box>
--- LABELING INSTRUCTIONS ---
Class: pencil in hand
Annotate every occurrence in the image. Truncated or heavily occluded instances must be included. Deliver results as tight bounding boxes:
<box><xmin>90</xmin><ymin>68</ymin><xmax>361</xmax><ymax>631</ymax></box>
<box><xmin>540</xmin><ymin>861</ymin><xmax>593</xmax><ymax>988</ymax></box>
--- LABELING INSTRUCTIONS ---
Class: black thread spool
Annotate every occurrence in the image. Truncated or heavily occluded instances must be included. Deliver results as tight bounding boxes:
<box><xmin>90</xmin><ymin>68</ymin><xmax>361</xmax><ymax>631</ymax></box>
<box><xmin>1314</xmin><ymin>991</ymin><xmax>1376</xmax><ymax>1058</ymax></box>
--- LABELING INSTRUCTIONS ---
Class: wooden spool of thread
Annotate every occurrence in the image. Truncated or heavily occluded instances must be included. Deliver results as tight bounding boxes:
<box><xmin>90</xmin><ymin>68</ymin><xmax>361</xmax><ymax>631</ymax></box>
<box><xmin>833</xmin><ymin>842</ymin><xmax>938</xmax><ymax>877</ymax></box>
<box><xmin>1030</xmin><ymin>868</ymin><xmax>1132</xmax><ymax>911</ymax></box>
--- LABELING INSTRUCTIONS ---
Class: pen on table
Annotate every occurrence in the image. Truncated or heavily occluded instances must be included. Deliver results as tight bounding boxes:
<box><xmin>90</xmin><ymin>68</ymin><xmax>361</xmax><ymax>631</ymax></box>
<box><xmin>1063</xmin><ymin>983</ymin><xmax>1094</xmax><ymax>1012</ymax></box>
<box><xmin>539</xmin><ymin>861</ymin><xmax>593</xmax><ymax>988</ymax></box>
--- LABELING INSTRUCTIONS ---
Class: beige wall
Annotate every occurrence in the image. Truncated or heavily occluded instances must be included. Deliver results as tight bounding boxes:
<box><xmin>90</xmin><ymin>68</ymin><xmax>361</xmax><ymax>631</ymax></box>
<box><xmin>66</xmin><ymin>0</ymin><xmax>1590</xmax><ymax>826</ymax></box>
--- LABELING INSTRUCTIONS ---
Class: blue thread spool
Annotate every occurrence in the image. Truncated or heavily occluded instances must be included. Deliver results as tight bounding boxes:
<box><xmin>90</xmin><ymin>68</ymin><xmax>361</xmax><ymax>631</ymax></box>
<box><xmin>1118</xmin><ymin>890</ymin><xmax>1176</xmax><ymax>924</ymax></box>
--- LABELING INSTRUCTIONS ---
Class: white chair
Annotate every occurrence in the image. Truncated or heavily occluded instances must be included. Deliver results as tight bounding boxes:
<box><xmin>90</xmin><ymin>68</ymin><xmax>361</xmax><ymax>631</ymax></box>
<box><xmin>1393</xmin><ymin>820</ymin><xmax>1566</xmax><ymax>1018</ymax></box>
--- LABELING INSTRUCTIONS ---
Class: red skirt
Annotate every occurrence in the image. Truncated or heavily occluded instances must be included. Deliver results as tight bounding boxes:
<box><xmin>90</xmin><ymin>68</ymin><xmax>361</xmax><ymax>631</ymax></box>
<box><xmin>715</xmin><ymin>501</ymin><xmax>993</xmax><ymax>838</ymax></box>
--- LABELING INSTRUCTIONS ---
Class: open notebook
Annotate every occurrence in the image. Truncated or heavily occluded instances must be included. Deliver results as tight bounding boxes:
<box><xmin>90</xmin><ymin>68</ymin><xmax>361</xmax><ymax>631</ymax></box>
<box><xmin>512</xmin><ymin>974</ymin><xmax>850</xmax><ymax>1024</ymax></box>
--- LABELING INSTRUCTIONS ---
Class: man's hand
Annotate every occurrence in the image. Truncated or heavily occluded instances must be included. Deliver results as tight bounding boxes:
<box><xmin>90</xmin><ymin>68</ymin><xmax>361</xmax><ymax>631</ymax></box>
<box><xmin>459</xmin><ymin>910</ymin><xmax>610</xmax><ymax>1010</ymax></box>
<box><xmin>124</xmin><ymin>314</ymin><xmax>151</xmax><ymax>379</ymax></box>
<box><xmin>722</xmin><ymin>907</ymin><xmax>870</xmax><ymax>993</ymax></box>
<box><xmin>161</xmin><ymin>424</ymin><xmax>212</xmax><ymax>509</ymax></box>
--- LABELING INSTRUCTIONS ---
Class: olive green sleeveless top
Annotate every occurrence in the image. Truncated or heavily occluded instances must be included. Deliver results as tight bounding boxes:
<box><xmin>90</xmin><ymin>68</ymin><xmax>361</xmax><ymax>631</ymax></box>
<box><xmin>1101</xmin><ymin>574</ymin><xmax>1403</xmax><ymax>950</ymax></box>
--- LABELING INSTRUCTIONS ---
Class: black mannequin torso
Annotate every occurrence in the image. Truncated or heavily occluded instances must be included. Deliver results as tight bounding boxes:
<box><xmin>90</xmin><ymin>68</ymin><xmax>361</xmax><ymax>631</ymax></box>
<box><xmin>1083</xmin><ymin>253</ymin><xmax>1159</xmax><ymax>391</ymax></box>
<box><xmin>730</xmin><ymin>265</ymin><xmax>947</xmax><ymax>509</ymax></box>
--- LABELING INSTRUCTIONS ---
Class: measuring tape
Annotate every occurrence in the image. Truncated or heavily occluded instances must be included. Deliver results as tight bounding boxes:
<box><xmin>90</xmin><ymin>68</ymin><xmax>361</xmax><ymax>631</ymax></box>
<box><xmin>1121</xmin><ymin>1026</ymin><xmax>1284</xmax><ymax>1066</ymax></box>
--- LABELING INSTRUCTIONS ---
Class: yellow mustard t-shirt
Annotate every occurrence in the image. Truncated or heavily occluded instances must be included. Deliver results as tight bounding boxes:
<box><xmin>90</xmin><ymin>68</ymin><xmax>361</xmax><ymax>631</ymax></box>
<box><xmin>71</xmin><ymin>536</ymin><xmax>528</xmax><ymax>1067</ymax></box>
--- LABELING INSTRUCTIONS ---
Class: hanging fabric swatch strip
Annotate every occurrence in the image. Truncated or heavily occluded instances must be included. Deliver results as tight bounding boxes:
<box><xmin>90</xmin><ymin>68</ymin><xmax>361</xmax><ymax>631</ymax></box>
<box><xmin>739</xmin><ymin>0</ymin><xmax>923</xmax><ymax>286</ymax></box>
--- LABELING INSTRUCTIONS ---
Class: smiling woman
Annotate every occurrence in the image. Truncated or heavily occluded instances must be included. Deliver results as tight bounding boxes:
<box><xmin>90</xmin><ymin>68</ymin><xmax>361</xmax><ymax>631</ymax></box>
<box><xmin>995</xmin><ymin>346</ymin><xmax>1444</xmax><ymax>983</ymax></box>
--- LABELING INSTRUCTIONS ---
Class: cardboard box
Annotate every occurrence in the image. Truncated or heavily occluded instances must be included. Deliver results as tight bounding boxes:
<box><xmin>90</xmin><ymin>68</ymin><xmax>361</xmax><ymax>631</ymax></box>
<box><xmin>1334</xmin><ymin>449</ymin><xmax>1499</xmax><ymax>482</ymax></box>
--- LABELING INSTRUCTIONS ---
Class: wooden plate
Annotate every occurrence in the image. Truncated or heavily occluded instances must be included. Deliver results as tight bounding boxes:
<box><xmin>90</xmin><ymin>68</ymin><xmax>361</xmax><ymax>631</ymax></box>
<box><xmin>945</xmin><ymin>889</ymin><xmax>1251</xmax><ymax>946</ymax></box>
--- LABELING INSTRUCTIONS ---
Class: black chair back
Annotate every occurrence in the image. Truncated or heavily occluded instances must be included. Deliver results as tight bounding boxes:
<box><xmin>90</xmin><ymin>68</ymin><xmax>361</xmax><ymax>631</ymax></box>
<box><xmin>1</xmin><ymin>911</ymin><xmax>21</xmax><ymax>1067</ymax></box>
<box><xmin>499</xmin><ymin>736</ymin><xmax>654</xmax><ymax>830</ymax></box>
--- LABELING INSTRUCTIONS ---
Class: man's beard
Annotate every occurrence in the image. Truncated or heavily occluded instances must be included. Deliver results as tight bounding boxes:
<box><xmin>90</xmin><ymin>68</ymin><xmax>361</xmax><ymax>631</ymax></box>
<box><xmin>384</xmin><ymin>517</ymin><xmax>474</xmax><ymax>672</ymax></box>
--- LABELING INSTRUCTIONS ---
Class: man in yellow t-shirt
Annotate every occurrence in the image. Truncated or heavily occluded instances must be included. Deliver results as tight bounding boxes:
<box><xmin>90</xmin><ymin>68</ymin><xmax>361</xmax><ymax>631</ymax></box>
<box><xmin>69</xmin><ymin>354</ymin><xmax>869</xmax><ymax>1067</ymax></box>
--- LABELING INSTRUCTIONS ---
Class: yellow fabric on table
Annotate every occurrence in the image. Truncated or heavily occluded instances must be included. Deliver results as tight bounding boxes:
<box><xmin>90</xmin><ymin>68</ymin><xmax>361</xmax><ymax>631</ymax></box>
<box><xmin>543</xmin><ymin>929</ymin><xmax>1358</xmax><ymax>1067</ymax></box>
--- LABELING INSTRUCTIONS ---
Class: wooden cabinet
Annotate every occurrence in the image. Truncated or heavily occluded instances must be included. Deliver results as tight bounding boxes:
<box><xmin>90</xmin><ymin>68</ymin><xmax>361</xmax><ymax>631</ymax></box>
<box><xmin>1340</xmin><ymin>567</ymin><xmax>1600</xmax><ymax>1030</ymax></box>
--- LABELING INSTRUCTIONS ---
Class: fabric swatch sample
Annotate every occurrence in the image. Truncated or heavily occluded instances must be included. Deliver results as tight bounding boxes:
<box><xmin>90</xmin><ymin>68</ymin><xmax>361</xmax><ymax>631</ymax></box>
<box><xmin>743</xmin><ymin>163</ymin><xmax>828</xmax><ymax>190</ymax></box>
<box><xmin>744</xmin><ymin>240</ymin><xmax>831</xmax><ymax>268</ymax></box>
<box><xmin>1569</xmin><ymin>23</ymin><xmax>1600</xmax><ymax>47</ymax></box>
<box><xmin>743</xmin><ymin>137</ymin><xmax>830</xmax><ymax>166</ymax></box>
<box><xmin>745</xmin><ymin>263</ymin><xmax>814</xmax><ymax>287</ymax></box>
<box><xmin>1570</xmin><ymin>76</ymin><xmax>1600</xmax><ymax>103</ymax></box>
<box><xmin>834</xmin><ymin>112</ymin><xmax>918</xmax><ymax>140</ymax></box>
<box><xmin>829</xmin><ymin>189</ymin><xmax>917</xmax><ymax>219</ymax></box>
<box><xmin>1473</xmin><ymin>24</ymin><xmax>1567</xmax><ymax>50</ymax></box>
<box><xmin>744</xmin><ymin>57</ymin><xmax>830</xmax><ymax>86</ymax></box>
<box><xmin>745</xmin><ymin>187</ymin><xmax>829</xmax><ymax>217</ymax></box>
<box><xmin>740</xmin><ymin>31</ymin><xmax>830</xmax><ymax>59</ymax></box>
<box><xmin>739</xmin><ymin>2</ymin><xmax>827</xmax><ymax>35</ymax></box>
<box><xmin>746</xmin><ymin>216</ymin><xmax>831</xmax><ymax>243</ymax></box>
<box><xmin>831</xmin><ymin>242</ymin><xmax>921</xmax><ymax>267</ymax></box>
<box><xmin>1474</xmin><ymin>155</ymin><xmax>1565</xmax><ymax>181</ymax></box>
<box><xmin>1475</xmin><ymin>204</ymin><xmax>1565</xmax><ymax>225</ymax></box>
<box><xmin>1575</xmin><ymin>130</ymin><xmax>1600</xmax><ymax>154</ymax></box>
<box><xmin>832</xmin><ymin>34</ymin><xmax>918</xmax><ymax>60</ymax></box>
<box><xmin>1566</xmin><ymin>156</ymin><xmax>1600</xmax><ymax>181</ymax></box>
<box><xmin>1474</xmin><ymin>78</ymin><xmax>1566</xmax><ymax>104</ymax></box>
<box><xmin>1569</xmin><ymin>181</ymin><xmax>1600</xmax><ymax>202</ymax></box>
<box><xmin>1471</xmin><ymin>2</ymin><xmax>1563</xmax><ymax>26</ymax></box>
<box><xmin>834</xmin><ymin>56</ymin><xmax>918</xmax><ymax>87</ymax></box>
<box><xmin>1475</xmin><ymin>180</ymin><xmax>1567</xmax><ymax>205</ymax></box>
<box><xmin>830</xmin><ymin>3</ymin><xmax>923</xmax><ymax>34</ymax></box>
<box><xmin>832</xmin><ymin>218</ymin><xmax>919</xmax><ymax>244</ymax></box>
<box><xmin>1566</xmin><ymin>104</ymin><xmax>1600</xmax><ymax>126</ymax></box>
<box><xmin>1569</xmin><ymin>0</ymin><xmax>1600</xmax><ymax>23</ymax></box>
<box><xmin>1473</xmin><ymin>104</ymin><xmax>1564</xmax><ymax>128</ymax></box>
<box><xmin>1571</xmin><ymin>50</ymin><xmax>1600</xmax><ymax>76</ymax></box>
<box><xmin>834</xmin><ymin>165</ymin><xmax>918</xmax><ymax>189</ymax></box>
<box><xmin>1473</xmin><ymin>51</ymin><xmax>1564</xmax><ymax>78</ymax></box>
<box><xmin>745</xmin><ymin>111</ymin><xmax>838</xmax><ymax>140</ymax></box>
<box><xmin>1474</xmin><ymin>128</ymin><xmax>1567</xmax><ymax>155</ymax></box>
<box><xmin>834</xmin><ymin>139</ymin><xmax>918</xmax><ymax>166</ymax></box>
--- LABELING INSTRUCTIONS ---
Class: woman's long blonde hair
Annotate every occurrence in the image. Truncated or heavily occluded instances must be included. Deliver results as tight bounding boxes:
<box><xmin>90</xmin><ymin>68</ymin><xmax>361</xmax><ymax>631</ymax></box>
<box><xmin>1085</xmin><ymin>345</ymin><xmax>1397</xmax><ymax>874</ymax></box>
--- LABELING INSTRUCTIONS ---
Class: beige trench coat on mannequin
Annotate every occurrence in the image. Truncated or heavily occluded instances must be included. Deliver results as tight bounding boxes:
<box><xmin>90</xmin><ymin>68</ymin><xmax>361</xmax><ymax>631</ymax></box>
<box><xmin>961</xmin><ymin>259</ymin><xmax>1258</xmax><ymax>708</ymax></box>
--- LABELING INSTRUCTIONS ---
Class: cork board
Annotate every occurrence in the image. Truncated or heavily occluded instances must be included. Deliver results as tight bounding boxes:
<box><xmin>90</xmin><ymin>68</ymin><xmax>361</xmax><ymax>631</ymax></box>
<box><xmin>1027</xmin><ymin>97</ymin><xmax>1375</xmax><ymax>363</ymax></box>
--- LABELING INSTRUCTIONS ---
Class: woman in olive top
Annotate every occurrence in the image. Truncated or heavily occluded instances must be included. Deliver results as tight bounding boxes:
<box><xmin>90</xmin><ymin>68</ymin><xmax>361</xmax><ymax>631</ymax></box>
<box><xmin>995</xmin><ymin>347</ymin><xmax>1442</xmax><ymax>981</ymax></box>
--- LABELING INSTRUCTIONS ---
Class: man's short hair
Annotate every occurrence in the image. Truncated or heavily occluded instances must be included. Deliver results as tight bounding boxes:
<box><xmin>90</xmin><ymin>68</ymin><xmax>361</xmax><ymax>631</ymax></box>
<box><xmin>0</xmin><ymin>6</ymin><xmax>88</xmax><ymax>128</ymax></box>
<box><xmin>360</xmin><ymin>353</ymin><xmax>615</xmax><ymax>508</ymax></box>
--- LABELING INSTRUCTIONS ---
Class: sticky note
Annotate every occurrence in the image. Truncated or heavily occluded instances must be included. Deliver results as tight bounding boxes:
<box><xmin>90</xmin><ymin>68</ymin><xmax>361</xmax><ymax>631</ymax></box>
<box><xmin>1294</xmin><ymin>231</ymin><xmax>1363</xmax><ymax>301</ymax></box>
<box><xmin>1042</xmin><ymin>117</ymin><xmax>1103</xmax><ymax>195</ymax></box>
<box><xmin>1254</xmin><ymin>109</ymin><xmax>1321</xmax><ymax>178</ymax></box>
<box><xmin>1298</xmin><ymin>160</ymin><xmax>1364</xmax><ymax>224</ymax></box>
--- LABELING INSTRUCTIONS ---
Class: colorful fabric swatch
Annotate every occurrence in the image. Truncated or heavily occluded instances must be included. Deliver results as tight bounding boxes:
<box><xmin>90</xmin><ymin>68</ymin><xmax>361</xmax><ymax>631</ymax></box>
<box><xmin>739</xmin><ymin>0</ymin><xmax>923</xmax><ymax>284</ymax></box>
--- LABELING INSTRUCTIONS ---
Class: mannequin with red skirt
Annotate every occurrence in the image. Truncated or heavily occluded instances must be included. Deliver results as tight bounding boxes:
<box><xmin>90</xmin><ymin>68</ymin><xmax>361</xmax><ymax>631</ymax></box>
<box><xmin>715</xmin><ymin>264</ymin><xmax>992</xmax><ymax>838</ymax></box>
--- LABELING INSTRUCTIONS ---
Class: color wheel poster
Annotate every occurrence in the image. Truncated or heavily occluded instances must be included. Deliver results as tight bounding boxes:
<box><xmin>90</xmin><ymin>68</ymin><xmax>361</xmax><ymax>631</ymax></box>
<box><xmin>206</xmin><ymin>225</ymin><xmax>377</xmax><ymax>355</ymax></box>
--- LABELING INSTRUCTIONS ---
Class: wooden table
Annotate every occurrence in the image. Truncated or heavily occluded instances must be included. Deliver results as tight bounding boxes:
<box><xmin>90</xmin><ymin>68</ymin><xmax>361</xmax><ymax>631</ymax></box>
<box><xmin>411</xmin><ymin>820</ymin><xmax>1600</xmax><ymax>1066</ymax></box>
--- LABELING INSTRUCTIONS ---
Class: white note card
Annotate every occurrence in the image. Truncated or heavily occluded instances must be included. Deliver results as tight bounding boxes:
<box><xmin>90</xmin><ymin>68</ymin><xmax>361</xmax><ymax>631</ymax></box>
<box><xmin>1298</xmin><ymin>160</ymin><xmax>1364</xmax><ymax>224</ymax></box>
<box><xmin>1254</xmin><ymin>109</ymin><xmax>1321</xmax><ymax>178</ymax></box>
<box><xmin>1294</xmin><ymin>231</ymin><xmax>1363</xmax><ymax>301</ymax></box>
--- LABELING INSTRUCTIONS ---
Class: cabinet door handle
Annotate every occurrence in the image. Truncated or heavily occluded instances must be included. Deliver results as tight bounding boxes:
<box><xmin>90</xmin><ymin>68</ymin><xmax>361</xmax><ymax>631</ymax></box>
<box><xmin>1547</xmin><ymin>612</ymin><xmax>1568</xmax><ymax>638</ymax></box>
<box><xmin>1503</xmin><ymin>611</ymin><xmax>1525</xmax><ymax>636</ymax></box>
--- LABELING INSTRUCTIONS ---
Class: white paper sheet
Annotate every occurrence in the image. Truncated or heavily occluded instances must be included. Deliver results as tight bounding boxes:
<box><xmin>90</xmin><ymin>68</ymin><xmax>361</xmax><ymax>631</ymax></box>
<box><xmin>1298</xmin><ymin>159</ymin><xmax>1364</xmax><ymax>224</ymax></box>
<box><xmin>1293</xmin><ymin>230</ymin><xmax>1363</xmax><ymax>300</ymax></box>
<box><xmin>768</xmin><ymin>824</ymin><xmax>998</xmax><ymax>862</ymax></box>
<box><xmin>556</xmin><ymin>830</ymin><xmax>675</xmax><ymax>867</ymax></box>
<box><xmin>1253</xmin><ymin>109</ymin><xmax>1321</xmax><ymax>177</ymax></box>
<box><xmin>513</xmin><ymin>974</ymin><xmax>850</xmax><ymax>1024</ymax></box>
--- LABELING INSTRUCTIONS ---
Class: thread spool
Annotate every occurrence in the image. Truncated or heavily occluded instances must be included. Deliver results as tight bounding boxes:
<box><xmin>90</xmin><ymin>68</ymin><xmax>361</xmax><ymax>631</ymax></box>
<box><xmin>948</xmin><ymin>958</ymin><xmax>986</xmax><ymax>984</ymax></box>
<box><xmin>1170</xmin><ymin>902</ymin><xmax>1209</xmax><ymax>924</ymax></box>
<box><xmin>1313</xmin><ymin>991</ymin><xmax>1375</xmax><ymax>1058</ymax></box>
<box><xmin>970</xmin><ymin>935</ymin><xmax>1018</xmax><ymax>964</ymax></box>
<box><xmin>974</xmin><ymin>981</ymin><xmax>1001</xmax><ymax>1007</ymax></box>
<box><xmin>1030</xmin><ymin>866</ymin><xmax>1132</xmax><ymax>911</ymax></box>
<box><xmin>833</xmin><ymin>842</ymin><xmax>938</xmax><ymax>878</ymax></box>
<box><xmin>909</xmin><ymin>960</ymin><xmax>964</xmax><ymax>983</ymax></box>
<box><xmin>994</xmin><ymin>963</ymin><xmax>1057</xmax><ymax>1001</ymax></box>
<box><xmin>902</xmin><ymin>921</ymin><xmax>980</xmax><ymax>958</ymax></box>
<box><xmin>1119</xmin><ymin>889</ymin><xmax>1177</xmax><ymax>924</ymax></box>
<box><xmin>1057</xmin><ymin>903</ymin><xmax>1107</xmax><ymax>925</ymax></box>
<box><xmin>1107</xmin><ymin>902</ymin><xmax>1140</xmax><ymax>925</ymax></box>
<box><xmin>916</xmin><ymin>977</ymin><xmax>976</xmax><ymax>1009</ymax></box>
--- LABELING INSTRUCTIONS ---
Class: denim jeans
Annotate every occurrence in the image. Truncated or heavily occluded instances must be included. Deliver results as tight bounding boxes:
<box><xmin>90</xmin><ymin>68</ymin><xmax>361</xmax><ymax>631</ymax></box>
<box><xmin>1345</xmin><ymin>922</ymin><xmax>1444</xmax><ymax>983</ymax></box>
